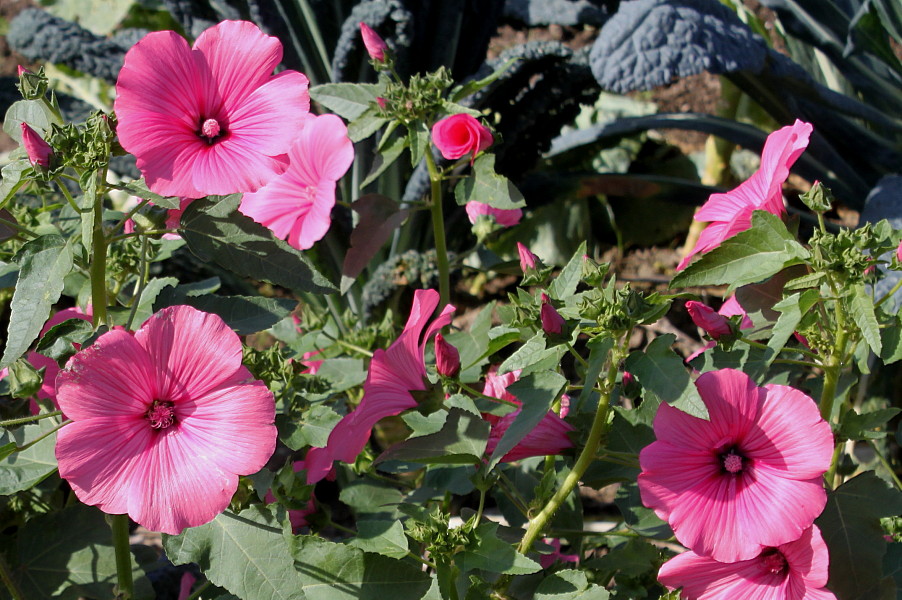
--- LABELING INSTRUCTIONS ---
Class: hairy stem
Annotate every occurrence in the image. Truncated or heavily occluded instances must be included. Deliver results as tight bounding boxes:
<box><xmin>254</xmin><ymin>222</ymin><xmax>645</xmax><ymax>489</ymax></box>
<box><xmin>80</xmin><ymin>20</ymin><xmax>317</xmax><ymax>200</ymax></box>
<box><xmin>424</xmin><ymin>149</ymin><xmax>450</xmax><ymax>308</ymax></box>
<box><xmin>89</xmin><ymin>169</ymin><xmax>108</xmax><ymax>328</ymax></box>
<box><xmin>0</xmin><ymin>410</ymin><xmax>62</xmax><ymax>428</ymax></box>
<box><xmin>109</xmin><ymin>513</ymin><xmax>134</xmax><ymax>600</ymax></box>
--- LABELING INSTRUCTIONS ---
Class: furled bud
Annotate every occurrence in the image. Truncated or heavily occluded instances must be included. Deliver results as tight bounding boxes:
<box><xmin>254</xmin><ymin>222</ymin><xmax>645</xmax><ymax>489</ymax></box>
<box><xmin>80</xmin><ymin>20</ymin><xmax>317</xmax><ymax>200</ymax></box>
<box><xmin>517</xmin><ymin>242</ymin><xmax>538</xmax><ymax>271</ymax></box>
<box><xmin>581</xmin><ymin>254</ymin><xmax>609</xmax><ymax>287</ymax></box>
<box><xmin>20</xmin><ymin>123</ymin><xmax>52</xmax><ymax>167</ymax></box>
<box><xmin>540</xmin><ymin>293</ymin><xmax>566</xmax><ymax>335</ymax></box>
<box><xmin>359</xmin><ymin>22</ymin><xmax>388</xmax><ymax>63</ymax></box>
<box><xmin>896</xmin><ymin>239</ymin><xmax>902</xmax><ymax>264</ymax></box>
<box><xmin>434</xmin><ymin>333</ymin><xmax>460</xmax><ymax>378</ymax></box>
<box><xmin>376</xmin><ymin>97</ymin><xmax>387</xmax><ymax>111</ymax></box>
<box><xmin>17</xmin><ymin>65</ymin><xmax>48</xmax><ymax>100</ymax></box>
<box><xmin>800</xmin><ymin>180</ymin><xmax>834</xmax><ymax>213</ymax></box>
<box><xmin>685</xmin><ymin>300</ymin><xmax>732</xmax><ymax>340</ymax></box>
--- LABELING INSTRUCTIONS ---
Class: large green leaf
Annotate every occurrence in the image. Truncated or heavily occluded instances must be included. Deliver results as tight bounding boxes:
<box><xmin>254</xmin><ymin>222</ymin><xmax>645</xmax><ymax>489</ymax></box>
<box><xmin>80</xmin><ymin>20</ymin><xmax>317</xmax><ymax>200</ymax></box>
<box><xmin>164</xmin><ymin>505</ymin><xmax>306</xmax><ymax>600</ymax></box>
<box><xmin>849</xmin><ymin>283</ymin><xmax>882</xmax><ymax>356</ymax></box>
<box><xmin>310</xmin><ymin>83</ymin><xmax>381</xmax><ymax>120</ymax></box>
<box><xmin>12</xmin><ymin>504</ymin><xmax>153</xmax><ymax>600</ymax></box>
<box><xmin>671</xmin><ymin>211</ymin><xmax>809</xmax><ymax>291</ymax></box>
<box><xmin>1</xmin><ymin>235</ymin><xmax>74</xmax><ymax>369</ymax></box>
<box><xmin>456</xmin><ymin>523</ymin><xmax>541</xmax><ymax>575</ymax></box>
<box><xmin>453</xmin><ymin>154</ymin><xmax>526</xmax><ymax>210</ymax></box>
<box><xmin>166</xmin><ymin>294</ymin><xmax>297</xmax><ymax>336</ymax></box>
<box><xmin>290</xmin><ymin>535</ymin><xmax>431</xmax><ymax>600</ymax></box>
<box><xmin>816</xmin><ymin>472</ymin><xmax>902</xmax><ymax>600</ymax></box>
<box><xmin>499</xmin><ymin>333</ymin><xmax>567</xmax><ymax>377</ymax></box>
<box><xmin>624</xmin><ymin>334</ymin><xmax>707</xmax><ymax>419</ymax></box>
<box><xmin>179</xmin><ymin>195</ymin><xmax>335</xmax><ymax>294</ymax></box>
<box><xmin>548</xmin><ymin>242</ymin><xmax>587</xmax><ymax>300</ymax></box>
<box><xmin>3</xmin><ymin>100</ymin><xmax>63</xmax><ymax>143</ymax></box>
<box><xmin>534</xmin><ymin>569</ymin><xmax>610</xmax><ymax>600</ymax></box>
<box><xmin>0</xmin><ymin>419</ymin><xmax>59</xmax><ymax>494</ymax></box>
<box><xmin>346</xmin><ymin>520</ymin><xmax>410</xmax><ymax>559</ymax></box>
<box><xmin>376</xmin><ymin>408</ymin><xmax>489</xmax><ymax>465</ymax></box>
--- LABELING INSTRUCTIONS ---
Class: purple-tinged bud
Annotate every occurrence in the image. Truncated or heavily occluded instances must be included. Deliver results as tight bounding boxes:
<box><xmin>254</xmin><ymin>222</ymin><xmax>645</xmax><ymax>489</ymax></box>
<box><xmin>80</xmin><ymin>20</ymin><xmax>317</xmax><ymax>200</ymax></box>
<box><xmin>20</xmin><ymin>123</ymin><xmax>52</xmax><ymax>167</ymax></box>
<box><xmin>517</xmin><ymin>242</ymin><xmax>538</xmax><ymax>272</ymax></box>
<box><xmin>540</xmin><ymin>293</ymin><xmax>565</xmax><ymax>335</ymax></box>
<box><xmin>896</xmin><ymin>240</ymin><xmax>902</xmax><ymax>264</ymax></box>
<box><xmin>359</xmin><ymin>22</ymin><xmax>388</xmax><ymax>63</ymax></box>
<box><xmin>376</xmin><ymin>97</ymin><xmax>387</xmax><ymax>110</ymax></box>
<box><xmin>435</xmin><ymin>333</ymin><xmax>460</xmax><ymax>378</ymax></box>
<box><xmin>685</xmin><ymin>300</ymin><xmax>731</xmax><ymax>340</ymax></box>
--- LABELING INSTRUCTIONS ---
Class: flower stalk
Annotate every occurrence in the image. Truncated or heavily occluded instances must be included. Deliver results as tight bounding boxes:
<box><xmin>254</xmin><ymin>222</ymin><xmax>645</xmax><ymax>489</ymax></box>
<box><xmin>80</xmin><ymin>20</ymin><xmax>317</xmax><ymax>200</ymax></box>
<box><xmin>109</xmin><ymin>513</ymin><xmax>134</xmax><ymax>599</ymax></box>
<box><xmin>425</xmin><ymin>148</ymin><xmax>451</xmax><ymax>308</ymax></box>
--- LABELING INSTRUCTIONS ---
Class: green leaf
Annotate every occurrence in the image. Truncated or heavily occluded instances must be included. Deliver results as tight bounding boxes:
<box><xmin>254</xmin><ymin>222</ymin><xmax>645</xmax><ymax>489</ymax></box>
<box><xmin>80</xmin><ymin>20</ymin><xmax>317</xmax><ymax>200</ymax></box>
<box><xmin>624</xmin><ymin>334</ymin><xmax>707</xmax><ymax>419</ymax></box>
<box><xmin>614</xmin><ymin>482</ymin><xmax>673</xmax><ymax>539</ymax></box>
<box><xmin>80</xmin><ymin>172</ymin><xmax>97</xmax><ymax>256</ymax></box>
<box><xmin>880</xmin><ymin>314</ymin><xmax>902</xmax><ymax>364</ymax></box>
<box><xmin>290</xmin><ymin>535</ymin><xmax>431</xmax><ymax>600</ymax></box>
<box><xmin>312</xmin><ymin>358</ymin><xmax>367</xmax><ymax>393</ymax></box>
<box><xmin>310</xmin><ymin>83</ymin><xmax>381</xmax><ymax>120</ymax></box>
<box><xmin>450</xmin><ymin>57</ymin><xmax>518</xmax><ymax>101</ymax></box>
<box><xmin>0</xmin><ymin>159</ymin><xmax>33</xmax><ymax>205</ymax></box>
<box><xmin>849</xmin><ymin>283</ymin><xmax>882</xmax><ymax>355</ymax></box>
<box><xmin>585</xmin><ymin>538</ymin><xmax>658</xmax><ymax>581</ymax></box>
<box><xmin>577</xmin><ymin>336</ymin><xmax>612</xmax><ymax>412</ymax></box>
<box><xmin>534</xmin><ymin>569</ymin><xmax>610</xmax><ymax>600</ymax></box>
<box><xmin>816</xmin><ymin>472</ymin><xmax>902</xmax><ymax>600</ymax></box>
<box><xmin>164</xmin><ymin>505</ymin><xmax>306</xmax><ymax>600</ymax></box>
<box><xmin>171</xmin><ymin>294</ymin><xmax>296</xmax><ymax>336</ymax></box>
<box><xmin>179</xmin><ymin>195</ymin><xmax>335</xmax><ymax>294</ymax></box>
<box><xmin>0</xmin><ymin>419</ymin><xmax>59</xmax><ymax>494</ymax></box>
<box><xmin>123</xmin><ymin>276</ymin><xmax>178</xmax><ymax>327</ymax></box>
<box><xmin>278</xmin><ymin>404</ymin><xmax>341</xmax><ymax>451</ymax></box>
<box><xmin>838</xmin><ymin>407</ymin><xmax>902</xmax><ymax>441</ymax></box>
<box><xmin>3</xmin><ymin>99</ymin><xmax>62</xmax><ymax>142</ymax></box>
<box><xmin>457</xmin><ymin>523</ymin><xmax>541</xmax><ymax>575</ymax></box>
<box><xmin>671</xmin><ymin>211</ymin><xmax>809</xmax><ymax>291</ymax></box>
<box><xmin>346</xmin><ymin>520</ymin><xmax>410</xmax><ymax>559</ymax></box>
<box><xmin>35</xmin><ymin>317</ymin><xmax>94</xmax><ymax>362</ymax></box>
<box><xmin>360</xmin><ymin>133</ymin><xmax>407</xmax><ymax>189</ymax></box>
<box><xmin>488</xmin><ymin>372</ymin><xmax>567</xmax><ymax>469</ymax></box>
<box><xmin>445</xmin><ymin>303</ymin><xmax>495</xmax><ymax>382</ymax></box>
<box><xmin>2</xmin><ymin>235</ymin><xmax>74</xmax><ymax>369</ymax></box>
<box><xmin>766</xmin><ymin>289</ymin><xmax>818</xmax><ymax>363</ymax></box>
<box><xmin>548</xmin><ymin>241</ymin><xmax>587</xmax><ymax>299</ymax></box>
<box><xmin>407</xmin><ymin>124</ymin><xmax>430</xmax><ymax>167</ymax></box>
<box><xmin>499</xmin><ymin>332</ymin><xmax>567</xmax><ymax>377</ymax></box>
<box><xmin>13</xmin><ymin>504</ymin><xmax>153</xmax><ymax>600</ymax></box>
<box><xmin>453</xmin><ymin>154</ymin><xmax>526</xmax><ymax>210</ymax></box>
<box><xmin>339</xmin><ymin>480</ymin><xmax>403</xmax><ymax>519</ymax></box>
<box><xmin>376</xmin><ymin>408</ymin><xmax>489</xmax><ymax>465</ymax></box>
<box><xmin>116</xmin><ymin>178</ymin><xmax>181</xmax><ymax>209</ymax></box>
<box><xmin>348</xmin><ymin>107</ymin><xmax>389</xmax><ymax>143</ymax></box>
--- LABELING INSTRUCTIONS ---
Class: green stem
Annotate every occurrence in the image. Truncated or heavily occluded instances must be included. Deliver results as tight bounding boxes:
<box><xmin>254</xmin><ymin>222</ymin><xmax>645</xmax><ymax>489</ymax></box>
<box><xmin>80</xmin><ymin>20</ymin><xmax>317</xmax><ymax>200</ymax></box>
<box><xmin>125</xmin><ymin>236</ymin><xmax>150</xmax><ymax>331</ymax></box>
<box><xmin>109</xmin><ymin>513</ymin><xmax>134</xmax><ymax>599</ymax></box>
<box><xmin>185</xmin><ymin>581</ymin><xmax>211</xmax><ymax>600</ymax></box>
<box><xmin>89</xmin><ymin>169</ymin><xmax>108</xmax><ymax>328</ymax></box>
<box><xmin>0</xmin><ymin>410</ymin><xmax>62</xmax><ymax>428</ymax></box>
<box><xmin>566</xmin><ymin>341</ymin><xmax>589</xmax><ymax>368</ymax></box>
<box><xmin>15</xmin><ymin>420</ymin><xmax>69</xmax><ymax>451</ymax></box>
<box><xmin>739</xmin><ymin>337</ymin><xmax>821</xmax><ymax>361</ymax></box>
<box><xmin>875</xmin><ymin>277</ymin><xmax>902</xmax><ymax>309</ymax></box>
<box><xmin>458</xmin><ymin>382</ymin><xmax>520</xmax><ymax>408</ymax></box>
<box><xmin>424</xmin><ymin>149</ymin><xmax>450</xmax><ymax>308</ymax></box>
<box><xmin>0</xmin><ymin>552</ymin><xmax>24</xmax><ymax>600</ymax></box>
<box><xmin>824</xmin><ymin>443</ymin><xmax>843</xmax><ymax>489</ymax></box>
<box><xmin>868</xmin><ymin>439</ymin><xmax>902</xmax><ymax>491</ymax></box>
<box><xmin>320</xmin><ymin>331</ymin><xmax>373</xmax><ymax>357</ymax></box>
<box><xmin>55</xmin><ymin>180</ymin><xmax>81</xmax><ymax>214</ymax></box>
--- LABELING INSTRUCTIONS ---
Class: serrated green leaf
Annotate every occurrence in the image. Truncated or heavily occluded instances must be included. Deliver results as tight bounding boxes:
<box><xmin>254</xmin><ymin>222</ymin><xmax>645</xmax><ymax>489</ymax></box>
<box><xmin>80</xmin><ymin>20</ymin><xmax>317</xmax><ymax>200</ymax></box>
<box><xmin>376</xmin><ymin>408</ymin><xmax>489</xmax><ymax>465</ymax></box>
<box><xmin>348</xmin><ymin>107</ymin><xmax>389</xmax><ymax>143</ymax></box>
<box><xmin>346</xmin><ymin>520</ymin><xmax>410</xmax><ymax>559</ymax></box>
<box><xmin>277</xmin><ymin>404</ymin><xmax>341</xmax><ymax>451</ymax></box>
<box><xmin>548</xmin><ymin>241</ymin><xmax>587</xmax><ymax>299</ymax></box>
<box><xmin>849</xmin><ymin>283</ymin><xmax>882</xmax><ymax>355</ymax></box>
<box><xmin>115</xmin><ymin>178</ymin><xmax>181</xmax><ymax>209</ymax></box>
<box><xmin>0</xmin><ymin>159</ymin><xmax>33</xmax><ymax>206</ymax></box>
<box><xmin>0</xmin><ymin>419</ymin><xmax>59</xmax><ymax>494</ymax></box>
<box><xmin>361</xmin><ymin>134</ymin><xmax>407</xmax><ymax>189</ymax></box>
<box><xmin>164</xmin><ymin>506</ymin><xmax>306</xmax><ymax>600</ymax></box>
<box><xmin>169</xmin><ymin>294</ymin><xmax>296</xmax><ymax>336</ymax></box>
<box><xmin>880</xmin><ymin>314</ymin><xmax>902</xmax><ymax>364</ymax></box>
<box><xmin>2</xmin><ymin>235</ymin><xmax>74</xmax><ymax>369</ymax></box>
<box><xmin>35</xmin><ymin>317</ymin><xmax>94</xmax><ymax>361</ymax></box>
<box><xmin>614</xmin><ymin>482</ymin><xmax>673</xmax><ymax>539</ymax></box>
<box><xmin>838</xmin><ymin>407</ymin><xmax>902</xmax><ymax>441</ymax></box>
<box><xmin>457</xmin><ymin>523</ymin><xmax>541</xmax><ymax>575</ymax></box>
<box><xmin>453</xmin><ymin>154</ymin><xmax>526</xmax><ymax>210</ymax></box>
<box><xmin>3</xmin><ymin>99</ymin><xmax>62</xmax><ymax>142</ymax></box>
<box><xmin>408</xmin><ymin>124</ymin><xmax>429</xmax><ymax>167</ymax></box>
<box><xmin>124</xmin><ymin>276</ymin><xmax>178</xmax><ymax>327</ymax></box>
<box><xmin>310</xmin><ymin>83</ymin><xmax>381</xmax><ymax>120</ymax></box>
<box><xmin>672</xmin><ymin>211</ymin><xmax>809</xmax><ymax>291</ymax></box>
<box><xmin>534</xmin><ymin>569</ymin><xmax>610</xmax><ymax>599</ymax></box>
<box><xmin>179</xmin><ymin>195</ymin><xmax>335</xmax><ymax>294</ymax></box>
<box><xmin>766</xmin><ymin>289</ymin><xmax>818</xmax><ymax>363</ymax></box>
<box><xmin>624</xmin><ymin>334</ymin><xmax>707</xmax><ymax>419</ymax></box>
<box><xmin>290</xmin><ymin>535</ymin><xmax>431</xmax><ymax>600</ymax></box>
<box><xmin>488</xmin><ymin>372</ymin><xmax>567</xmax><ymax>469</ymax></box>
<box><xmin>339</xmin><ymin>480</ymin><xmax>403</xmax><ymax>519</ymax></box>
<box><xmin>577</xmin><ymin>336</ymin><xmax>612</xmax><ymax>412</ymax></box>
<box><xmin>499</xmin><ymin>332</ymin><xmax>567</xmax><ymax>377</ymax></box>
<box><xmin>784</xmin><ymin>271</ymin><xmax>825</xmax><ymax>291</ymax></box>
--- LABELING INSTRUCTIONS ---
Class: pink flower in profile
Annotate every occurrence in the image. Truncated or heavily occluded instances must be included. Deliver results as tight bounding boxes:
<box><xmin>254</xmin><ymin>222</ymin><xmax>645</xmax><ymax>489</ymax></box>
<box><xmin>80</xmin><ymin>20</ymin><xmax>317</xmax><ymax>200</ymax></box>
<box><xmin>638</xmin><ymin>369</ymin><xmax>832</xmax><ymax>562</ymax></box>
<box><xmin>465</xmin><ymin>201</ymin><xmax>522</xmax><ymax>228</ymax></box>
<box><xmin>305</xmin><ymin>290</ymin><xmax>454</xmax><ymax>483</ymax></box>
<box><xmin>658</xmin><ymin>526</ymin><xmax>835</xmax><ymax>600</ymax></box>
<box><xmin>20</xmin><ymin>123</ymin><xmax>52</xmax><ymax>167</ymax></box>
<box><xmin>432</xmin><ymin>114</ymin><xmax>493</xmax><ymax>162</ymax></box>
<box><xmin>55</xmin><ymin>305</ymin><xmax>276</xmax><ymax>534</ymax></box>
<box><xmin>539</xmin><ymin>538</ymin><xmax>580</xmax><ymax>569</ymax></box>
<box><xmin>678</xmin><ymin>120</ymin><xmax>813</xmax><ymax>270</ymax></box>
<box><xmin>115</xmin><ymin>20</ymin><xmax>310</xmax><ymax>198</ymax></box>
<box><xmin>359</xmin><ymin>22</ymin><xmax>388</xmax><ymax>63</ymax></box>
<box><xmin>686</xmin><ymin>301</ymin><xmax>732</xmax><ymax>340</ymax></box>
<box><xmin>481</xmin><ymin>368</ymin><xmax>574</xmax><ymax>462</ymax></box>
<box><xmin>239</xmin><ymin>114</ymin><xmax>354</xmax><ymax>250</ymax></box>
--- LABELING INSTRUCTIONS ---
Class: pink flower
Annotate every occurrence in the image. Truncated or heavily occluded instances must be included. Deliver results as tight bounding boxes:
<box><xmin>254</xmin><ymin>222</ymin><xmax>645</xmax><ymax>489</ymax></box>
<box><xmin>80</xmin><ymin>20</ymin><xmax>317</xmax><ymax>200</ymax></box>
<box><xmin>465</xmin><ymin>201</ymin><xmax>522</xmax><ymax>228</ymax></box>
<box><xmin>678</xmin><ymin>120</ymin><xmax>813</xmax><ymax>270</ymax></box>
<box><xmin>434</xmin><ymin>333</ymin><xmax>460</xmax><ymax>378</ymax></box>
<box><xmin>239</xmin><ymin>114</ymin><xmax>353</xmax><ymax>250</ymax></box>
<box><xmin>359</xmin><ymin>22</ymin><xmax>388</xmax><ymax>63</ymax></box>
<box><xmin>638</xmin><ymin>369</ymin><xmax>833</xmax><ymax>562</ymax></box>
<box><xmin>540</xmin><ymin>293</ymin><xmax>566</xmax><ymax>335</ymax></box>
<box><xmin>482</xmin><ymin>368</ymin><xmax>574</xmax><ymax>462</ymax></box>
<box><xmin>54</xmin><ymin>305</ymin><xmax>276</xmax><ymax>534</ymax></box>
<box><xmin>264</xmin><ymin>460</ymin><xmax>317</xmax><ymax>534</ymax></box>
<box><xmin>658</xmin><ymin>526</ymin><xmax>835</xmax><ymax>600</ymax></box>
<box><xmin>517</xmin><ymin>242</ymin><xmax>538</xmax><ymax>271</ymax></box>
<box><xmin>305</xmin><ymin>290</ymin><xmax>454</xmax><ymax>483</ymax></box>
<box><xmin>114</xmin><ymin>20</ymin><xmax>310</xmax><ymax>198</ymax></box>
<box><xmin>896</xmin><ymin>240</ymin><xmax>902</xmax><ymax>263</ymax></box>
<box><xmin>539</xmin><ymin>538</ymin><xmax>580</xmax><ymax>569</ymax></box>
<box><xmin>17</xmin><ymin>65</ymin><xmax>27</xmax><ymax>77</ymax></box>
<box><xmin>20</xmin><ymin>123</ymin><xmax>52</xmax><ymax>167</ymax></box>
<box><xmin>432</xmin><ymin>114</ymin><xmax>493</xmax><ymax>162</ymax></box>
<box><xmin>177</xmin><ymin>573</ymin><xmax>196</xmax><ymax>600</ymax></box>
<box><xmin>717</xmin><ymin>295</ymin><xmax>754</xmax><ymax>329</ymax></box>
<box><xmin>686</xmin><ymin>301</ymin><xmax>732</xmax><ymax>340</ymax></box>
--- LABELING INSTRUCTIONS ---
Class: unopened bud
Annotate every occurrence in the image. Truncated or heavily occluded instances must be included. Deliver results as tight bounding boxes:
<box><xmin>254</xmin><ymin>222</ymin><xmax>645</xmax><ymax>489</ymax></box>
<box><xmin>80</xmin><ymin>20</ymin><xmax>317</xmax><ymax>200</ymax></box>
<box><xmin>359</xmin><ymin>22</ymin><xmax>388</xmax><ymax>63</ymax></box>
<box><xmin>540</xmin><ymin>293</ymin><xmax>566</xmax><ymax>335</ymax></box>
<box><xmin>800</xmin><ymin>181</ymin><xmax>834</xmax><ymax>213</ymax></box>
<box><xmin>435</xmin><ymin>333</ymin><xmax>460</xmax><ymax>378</ymax></box>
<box><xmin>517</xmin><ymin>242</ymin><xmax>538</xmax><ymax>272</ymax></box>
<box><xmin>376</xmin><ymin>97</ymin><xmax>387</xmax><ymax>110</ymax></box>
<box><xmin>20</xmin><ymin>123</ymin><xmax>52</xmax><ymax>167</ymax></box>
<box><xmin>17</xmin><ymin>66</ymin><xmax>48</xmax><ymax>100</ymax></box>
<box><xmin>581</xmin><ymin>255</ymin><xmax>609</xmax><ymax>287</ymax></box>
<box><xmin>896</xmin><ymin>240</ymin><xmax>902</xmax><ymax>264</ymax></box>
<box><xmin>685</xmin><ymin>300</ymin><xmax>731</xmax><ymax>340</ymax></box>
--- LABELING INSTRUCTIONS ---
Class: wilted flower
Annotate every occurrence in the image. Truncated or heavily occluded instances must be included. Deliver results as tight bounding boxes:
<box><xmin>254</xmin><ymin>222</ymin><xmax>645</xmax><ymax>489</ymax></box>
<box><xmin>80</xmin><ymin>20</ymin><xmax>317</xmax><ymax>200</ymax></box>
<box><xmin>638</xmin><ymin>369</ymin><xmax>833</xmax><ymax>562</ymax></box>
<box><xmin>20</xmin><ymin>123</ymin><xmax>52</xmax><ymax>167</ymax></box>
<box><xmin>240</xmin><ymin>114</ymin><xmax>354</xmax><ymax>250</ymax></box>
<box><xmin>432</xmin><ymin>113</ymin><xmax>493</xmax><ymax>163</ymax></box>
<box><xmin>54</xmin><ymin>305</ymin><xmax>276</xmax><ymax>534</ymax></box>
<box><xmin>359</xmin><ymin>22</ymin><xmax>388</xmax><ymax>63</ymax></box>
<box><xmin>115</xmin><ymin>20</ymin><xmax>310</xmax><ymax>197</ymax></box>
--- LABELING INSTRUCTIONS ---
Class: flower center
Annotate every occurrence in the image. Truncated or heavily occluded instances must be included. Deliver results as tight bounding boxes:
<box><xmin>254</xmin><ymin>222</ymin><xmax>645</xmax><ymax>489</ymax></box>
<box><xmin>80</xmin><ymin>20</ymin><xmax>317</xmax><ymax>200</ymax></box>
<box><xmin>145</xmin><ymin>399</ymin><xmax>176</xmax><ymax>430</ymax></box>
<box><xmin>199</xmin><ymin>118</ymin><xmax>223</xmax><ymax>143</ymax></box>
<box><xmin>760</xmin><ymin>548</ymin><xmax>788</xmax><ymax>575</ymax></box>
<box><xmin>722</xmin><ymin>449</ymin><xmax>744</xmax><ymax>474</ymax></box>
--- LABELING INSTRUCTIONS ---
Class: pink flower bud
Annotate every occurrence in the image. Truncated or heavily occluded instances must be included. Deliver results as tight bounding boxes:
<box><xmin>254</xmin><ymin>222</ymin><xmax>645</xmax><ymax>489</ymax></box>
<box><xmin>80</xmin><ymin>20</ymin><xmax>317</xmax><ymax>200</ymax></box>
<box><xmin>517</xmin><ymin>242</ymin><xmax>537</xmax><ymax>271</ymax></box>
<box><xmin>435</xmin><ymin>333</ymin><xmax>460</xmax><ymax>378</ymax></box>
<box><xmin>540</xmin><ymin>293</ymin><xmax>565</xmax><ymax>335</ymax></box>
<box><xmin>376</xmin><ymin>97</ymin><xmax>387</xmax><ymax>110</ymax></box>
<box><xmin>17</xmin><ymin>65</ymin><xmax>28</xmax><ymax>77</ymax></box>
<box><xmin>896</xmin><ymin>240</ymin><xmax>902</xmax><ymax>263</ymax></box>
<box><xmin>359</xmin><ymin>22</ymin><xmax>388</xmax><ymax>63</ymax></box>
<box><xmin>432</xmin><ymin>113</ymin><xmax>493</xmax><ymax>163</ymax></box>
<box><xmin>20</xmin><ymin>123</ymin><xmax>52</xmax><ymax>167</ymax></box>
<box><xmin>622</xmin><ymin>371</ymin><xmax>634</xmax><ymax>387</ymax></box>
<box><xmin>686</xmin><ymin>300</ymin><xmax>732</xmax><ymax>340</ymax></box>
